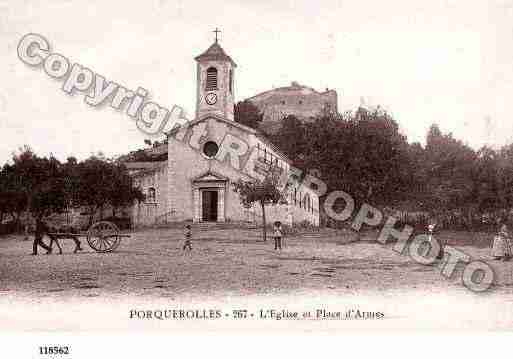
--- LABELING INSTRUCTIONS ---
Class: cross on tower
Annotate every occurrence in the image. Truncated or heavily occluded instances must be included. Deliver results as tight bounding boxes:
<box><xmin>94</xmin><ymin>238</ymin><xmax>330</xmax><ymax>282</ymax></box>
<box><xmin>213</xmin><ymin>27</ymin><xmax>221</xmax><ymax>42</ymax></box>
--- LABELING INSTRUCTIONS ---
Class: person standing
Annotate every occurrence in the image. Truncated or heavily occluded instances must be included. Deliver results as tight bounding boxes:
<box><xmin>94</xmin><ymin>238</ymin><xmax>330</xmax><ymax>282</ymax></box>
<box><xmin>492</xmin><ymin>224</ymin><xmax>512</xmax><ymax>261</ymax></box>
<box><xmin>427</xmin><ymin>223</ymin><xmax>443</xmax><ymax>260</ymax></box>
<box><xmin>183</xmin><ymin>224</ymin><xmax>193</xmax><ymax>252</ymax></box>
<box><xmin>31</xmin><ymin>217</ymin><xmax>52</xmax><ymax>255</ymax></box>
<box><xmin>273</xmin><ymin>221</ymin><xmax>283</xmax><ymax>251</ymax></box>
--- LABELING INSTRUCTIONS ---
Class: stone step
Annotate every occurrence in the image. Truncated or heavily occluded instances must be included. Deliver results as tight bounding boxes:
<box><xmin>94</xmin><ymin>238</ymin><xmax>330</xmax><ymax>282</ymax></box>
<box><xmin>192</xmin><ymin>222</ymin><xmax>258</xmax><ymax>231</ymax></box>
<box><xmin>154</xmin><ymin>222</ymin><xmax>259</xmax><ymax>230</ymax></box>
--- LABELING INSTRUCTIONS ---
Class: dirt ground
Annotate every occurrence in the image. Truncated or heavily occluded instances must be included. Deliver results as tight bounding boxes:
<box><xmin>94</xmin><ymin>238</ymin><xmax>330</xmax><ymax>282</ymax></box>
<box><xmin>1</xmin><ymin>227</ymin><xmax>513</xmax><ymax>330</ymax></box>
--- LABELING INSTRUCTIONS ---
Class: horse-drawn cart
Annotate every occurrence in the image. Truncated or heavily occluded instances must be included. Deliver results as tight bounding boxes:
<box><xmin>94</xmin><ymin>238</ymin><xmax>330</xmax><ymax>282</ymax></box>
<box><xmin>48</xmin><ymin>221</ymin><xmax>130</xmax><ymax>253</ymax></box>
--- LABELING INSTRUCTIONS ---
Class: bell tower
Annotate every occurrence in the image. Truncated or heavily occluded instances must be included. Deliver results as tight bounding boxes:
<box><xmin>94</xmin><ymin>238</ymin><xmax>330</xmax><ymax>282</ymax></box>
<box><xmin>195</xmin><ymin>29</ymin><xmax>236</xmax><ymax>121</ymax></box>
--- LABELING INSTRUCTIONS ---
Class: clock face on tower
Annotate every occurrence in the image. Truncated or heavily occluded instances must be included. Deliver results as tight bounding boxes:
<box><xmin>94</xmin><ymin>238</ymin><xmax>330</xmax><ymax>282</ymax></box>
<box><xmin>205</xmin><ymin>92</ymin><xmax>217</xmax><ymax>105</ymax></box>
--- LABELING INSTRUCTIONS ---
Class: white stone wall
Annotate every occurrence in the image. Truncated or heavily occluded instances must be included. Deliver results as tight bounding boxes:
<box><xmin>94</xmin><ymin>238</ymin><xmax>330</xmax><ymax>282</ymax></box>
<box><xmin>166</xmin><ymin>117</ymin><xmax>320</xmax><ymax>226</ymax></box>
<box><xmin>167</xmin><ymin>120</ymin><xmax>255</xmax><ymax>222</ymax></box>
<box><xmin>196</xmin><ymin>60</ymin><xmax>235</xmax><ymax>121</ymax></box>
<box><xmin>130</xmin><ymin>164</ymin><xmax>169</xmax><ymax>227</ymax></box>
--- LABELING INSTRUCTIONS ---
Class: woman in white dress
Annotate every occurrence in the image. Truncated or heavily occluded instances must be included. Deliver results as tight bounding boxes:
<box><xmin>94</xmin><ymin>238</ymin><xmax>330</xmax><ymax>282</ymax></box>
<box><xmin>492</xmin><ymin>224</ymin><xmax>512</xmax><ymax>261</ymax></box>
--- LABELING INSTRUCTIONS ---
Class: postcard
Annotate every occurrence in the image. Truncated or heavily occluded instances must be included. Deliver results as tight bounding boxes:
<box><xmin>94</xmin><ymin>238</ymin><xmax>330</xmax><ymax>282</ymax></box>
<box><xmin>1</xmin><ymin>0</ymin><xmax>513</xmax><ymax>357</ymax></box>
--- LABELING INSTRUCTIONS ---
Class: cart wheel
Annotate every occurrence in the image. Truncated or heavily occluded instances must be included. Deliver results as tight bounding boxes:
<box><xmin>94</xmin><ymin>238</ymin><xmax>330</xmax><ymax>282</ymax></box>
<box><xmin>87</xmin><ymin>221</ymin><xmax>121</xmax><ymax>253</ymax></box>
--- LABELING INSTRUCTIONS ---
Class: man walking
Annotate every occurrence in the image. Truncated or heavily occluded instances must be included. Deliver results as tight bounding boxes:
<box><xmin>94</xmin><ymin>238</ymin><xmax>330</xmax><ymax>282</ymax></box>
<box><xmin>31</xmin><ymin>217</ymin><xmax>52</xmax><ymax>255</ymax></box>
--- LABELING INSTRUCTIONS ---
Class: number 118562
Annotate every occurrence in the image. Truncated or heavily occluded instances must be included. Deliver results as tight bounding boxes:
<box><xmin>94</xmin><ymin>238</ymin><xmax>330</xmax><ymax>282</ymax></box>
<box><xmin>39</xmin><ymin>346</ymin><xmax>69</xmax><ymax>355</ymax></box>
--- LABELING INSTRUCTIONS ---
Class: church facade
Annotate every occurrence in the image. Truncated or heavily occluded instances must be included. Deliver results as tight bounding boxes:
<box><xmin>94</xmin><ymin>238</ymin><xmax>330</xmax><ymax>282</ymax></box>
<box><xmin>129</xmin><ymin>40</ymin><xmax>320</xmax><ymax>227</ymax></box>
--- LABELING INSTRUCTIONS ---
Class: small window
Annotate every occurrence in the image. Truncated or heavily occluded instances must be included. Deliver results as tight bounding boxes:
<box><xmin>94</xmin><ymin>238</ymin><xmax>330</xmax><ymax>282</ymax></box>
<box><xmin>203</xmin><ymin>141</ymin><xmax>219</xmax><ymax>158</ymax></box>
<box><xmin>281</xmin><ymin>100</ymin><xmax>285</xmax><ymax>105</ymax></box>
<box><xmin>206</xmin><ymin>67</ymin><xmax>218</xmax><ymax>90</ymax></box>
<box><xmin>299</xmin><ymin>100</ymin><xmax>303</xmax><ymax>105</ymax></box>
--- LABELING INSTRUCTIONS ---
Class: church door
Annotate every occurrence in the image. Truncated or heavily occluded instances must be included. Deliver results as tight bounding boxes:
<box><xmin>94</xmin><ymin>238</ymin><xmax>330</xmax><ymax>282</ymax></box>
<box><xmin>201</xmin><ymin>190</ymin><xmax>218</xmax><ymax>222</ymax></box>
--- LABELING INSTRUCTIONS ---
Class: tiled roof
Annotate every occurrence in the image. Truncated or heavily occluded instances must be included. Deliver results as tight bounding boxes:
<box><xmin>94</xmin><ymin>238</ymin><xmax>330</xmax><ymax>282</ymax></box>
<box><xmin>194</xmin><ymin>42</ymin><xmax>237</xmax><ymax>66</ymax></box>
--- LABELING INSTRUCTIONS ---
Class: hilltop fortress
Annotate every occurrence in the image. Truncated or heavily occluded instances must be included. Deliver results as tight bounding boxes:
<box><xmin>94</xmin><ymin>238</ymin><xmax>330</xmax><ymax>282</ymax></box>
<box><xmin>246</xmin><ymin>81</ymin><xmax>338</xmax><ymax>132</ymax></box>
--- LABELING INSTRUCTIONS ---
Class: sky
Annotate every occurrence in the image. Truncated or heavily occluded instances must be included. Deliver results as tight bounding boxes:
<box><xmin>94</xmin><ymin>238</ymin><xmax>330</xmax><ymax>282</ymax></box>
<box><xmin>1</xmin><ymin>0</ymin><xmax>513</xmax><ymax>164</ymax></box>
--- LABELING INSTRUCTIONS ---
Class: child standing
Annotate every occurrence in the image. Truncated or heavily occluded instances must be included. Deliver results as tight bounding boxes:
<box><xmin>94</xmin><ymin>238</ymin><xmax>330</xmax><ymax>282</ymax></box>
<box><xmin>273</xmin><ymin>221</ymin><xmax>283</xmax><ymax>251</ymax></box>
<box><xmin>183</xmin><ymin>224</ymin><xmax>193</xmax><ymax>252</ymax></box>
<box><xmin>427</xmin><ymin>223</ymin><xmax>443</xmax><ymax>260</ymax></box>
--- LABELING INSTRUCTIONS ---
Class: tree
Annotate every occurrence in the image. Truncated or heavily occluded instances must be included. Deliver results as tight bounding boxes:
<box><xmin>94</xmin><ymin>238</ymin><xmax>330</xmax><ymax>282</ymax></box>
<box><xmin>423</xmin><ymin>124</ymin><xmax>476</xmax><ymax>212</ymax></box>
<box><xmin>270</xmin><ymin>115</ymin><xmax>307</xmax><ymax>162</ymax></box>
<box><xmin>8</xmin><ymin>148</ymin><xmax>67</xmax><ymax>222</ymax></box>
<box><xmin>232</xmin><ymin>168</ymin><xmax>285</xmax><ymax>242</ymax></box>
<box><xmin>30</xmin><ymin>176</ymin><xmax>68</xmax><ymax>220</ymax></box>
<box><xmin>10</xmin><ymin>148</ymin><xmax>64</xmax><ymax>218</ymax></box>
<box><xmin>0</xmin><ymin>165</ymin><xmax>26</xmax><ymax>224</ymax></box>
<box><xmin>497</xmin><ymin>143</ymin><xmax>513</xmax><ymax>212</ymax></box>
<box><xmin>298</xmin><ymin>108</ymin><xmax>413</xmax><ymax>207</ymax></box>
<box><xmin>75</xmin><ymin>156</ymin><xmax>145</xmax><ymax>224</ymax></box>
<box><xmin>74</xmin><ymin>156</ymin><xmax>113</xmax><ymax>226</ymax></box>
<box><xmin>0</xmin><ymin>166</ymin><xmax>13</xmax><ymax>222</ymax></box>
<box><xmin>234</xmin><ymin>100</ymin><xmax>263</xmax><ymax>129</ymax></box>
<box><xmin>108</xmin><ymin>162</ymin><xmax>145</xmax><ymax>217</ymax></box>
<box><xmin>62</xmin><ymin>156</ymin><xmax>80</xmax><ymax>210</ymax></box>
<box><xmin>0</xmin><ymin>148</ymin><xmax>145</xmax><ymax>233</ymax></box>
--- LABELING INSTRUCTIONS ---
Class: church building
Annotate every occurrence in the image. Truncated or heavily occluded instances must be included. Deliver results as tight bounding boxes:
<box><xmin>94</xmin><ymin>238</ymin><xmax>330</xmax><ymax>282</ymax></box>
<box><xmin>128</xmin><ymin>35</ymin><xmax>320</xmax><ymax>227</ymax></box>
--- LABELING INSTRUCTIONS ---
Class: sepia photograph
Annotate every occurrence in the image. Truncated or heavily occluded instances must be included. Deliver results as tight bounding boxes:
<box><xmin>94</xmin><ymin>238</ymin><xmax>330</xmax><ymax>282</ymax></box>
<box><xmin>1</xmin><ymin>0</ymin><xmax>513</xmax><ymax>356</ymax></box>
